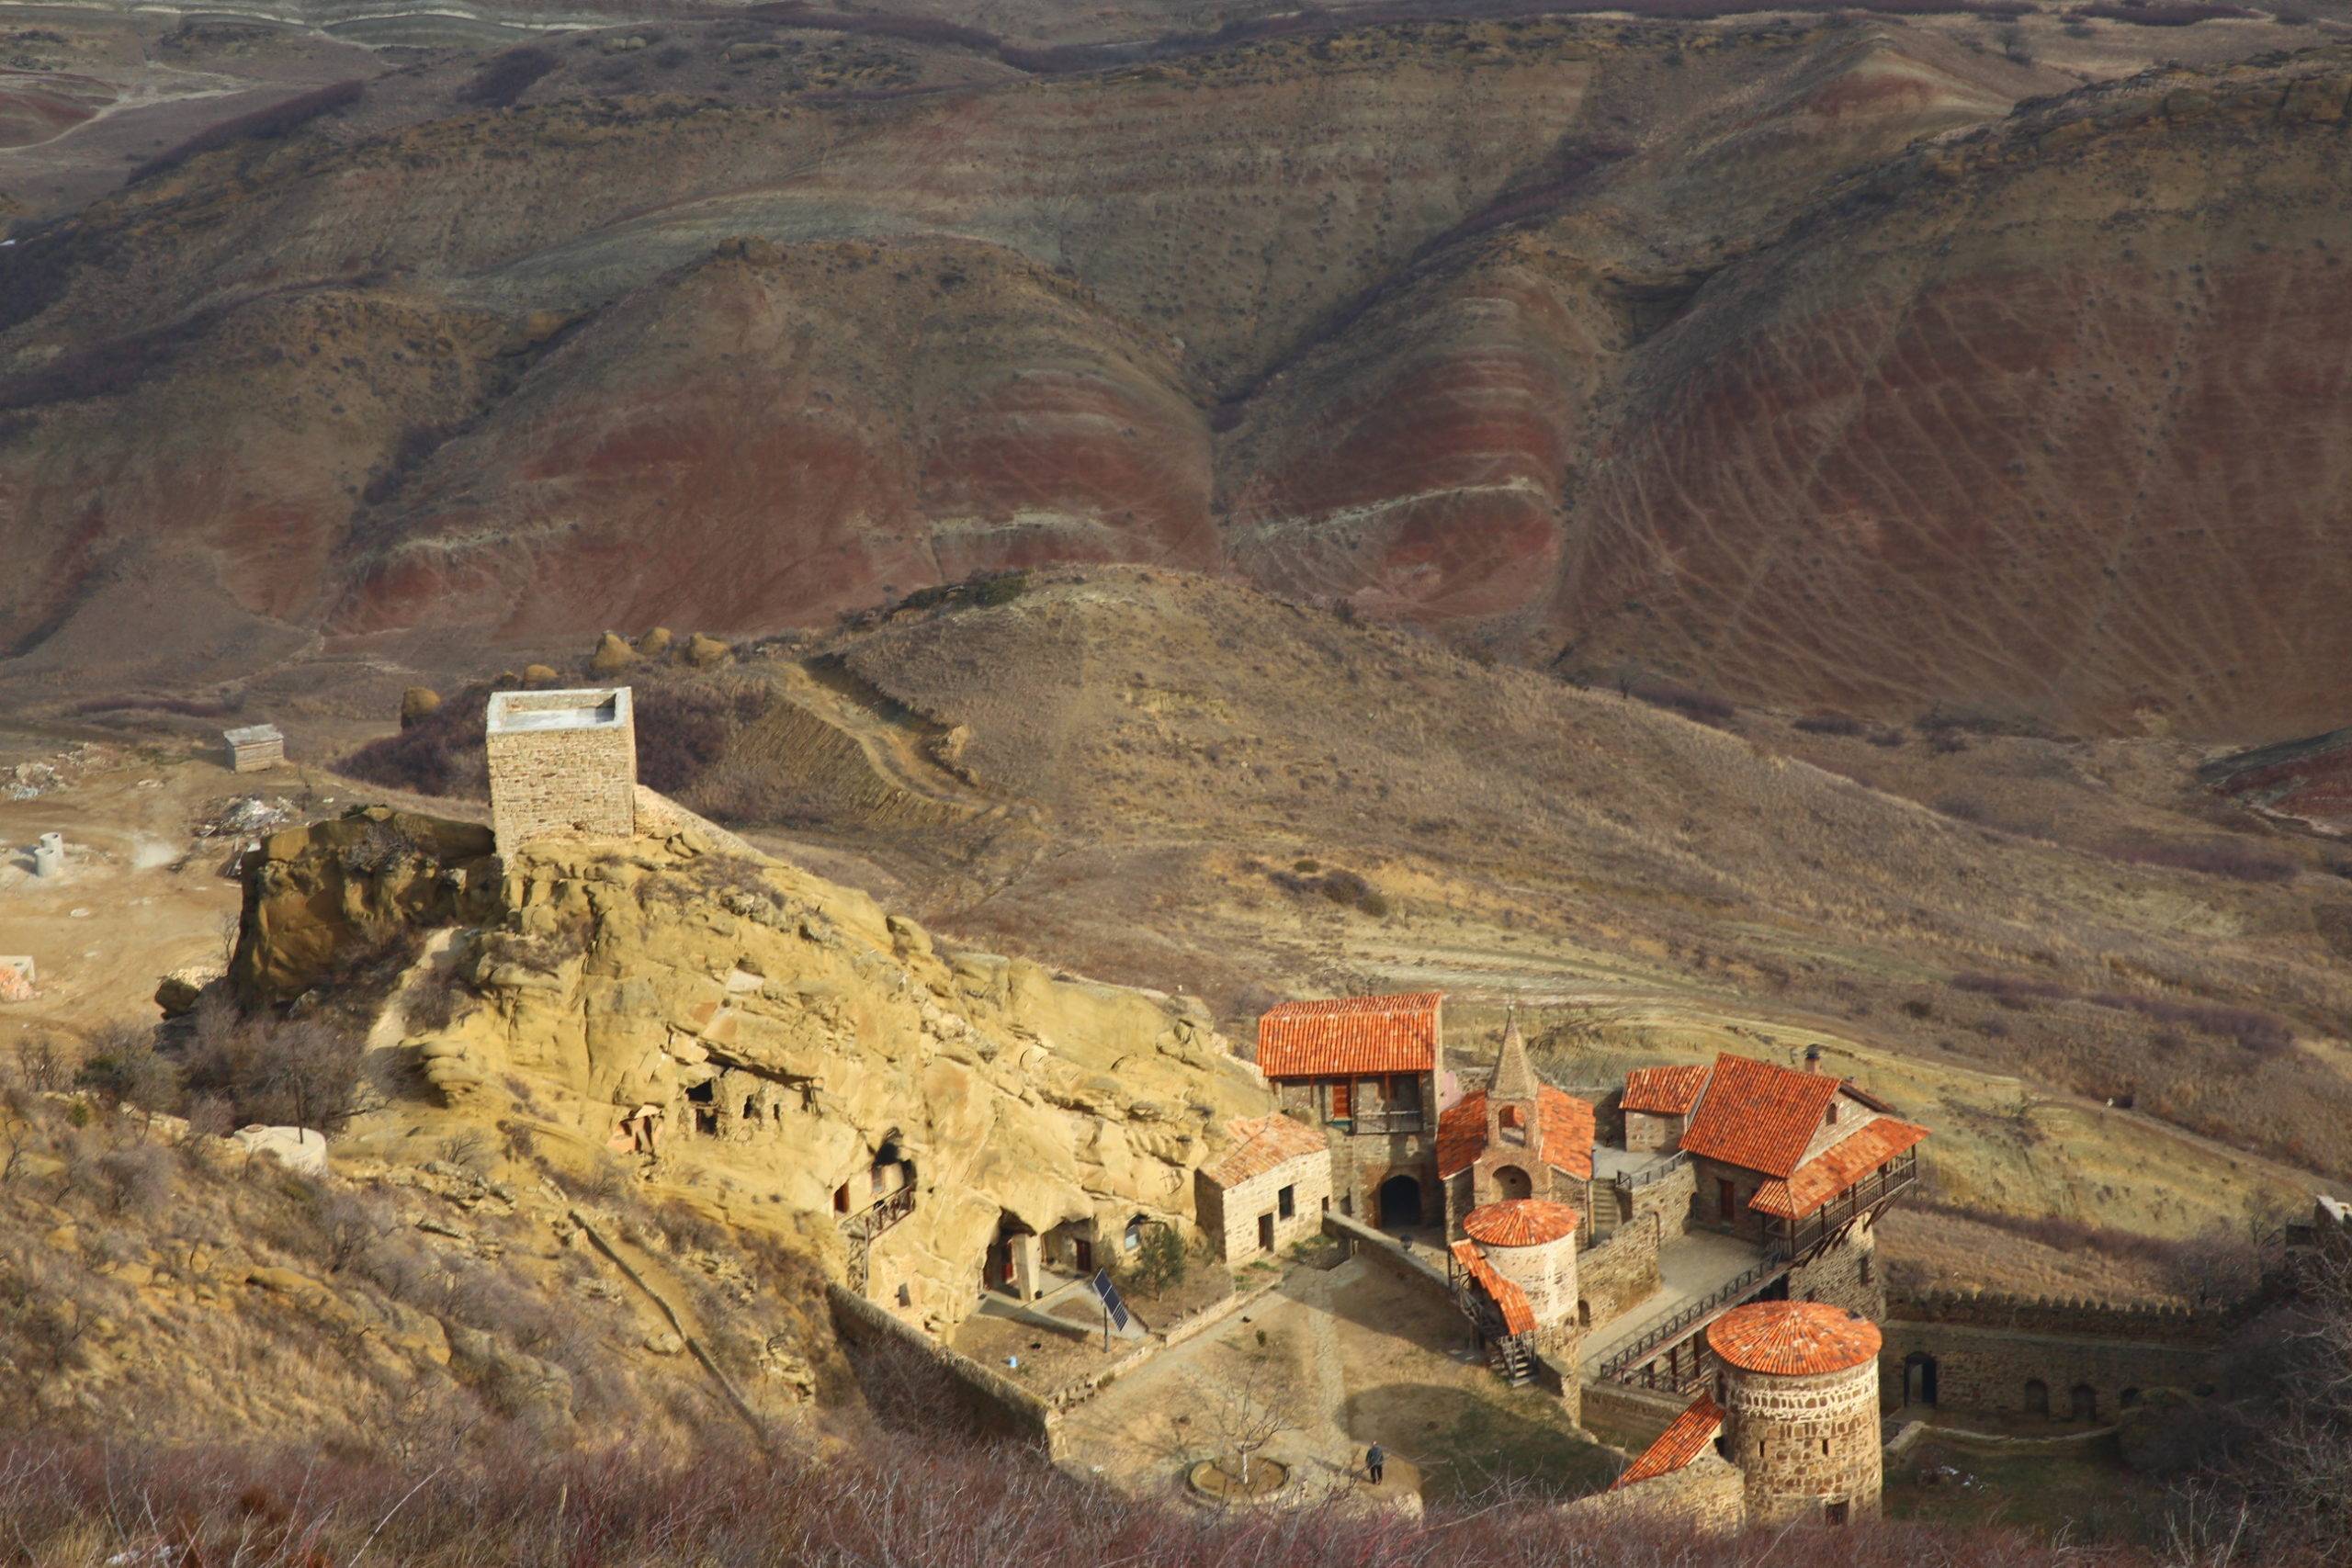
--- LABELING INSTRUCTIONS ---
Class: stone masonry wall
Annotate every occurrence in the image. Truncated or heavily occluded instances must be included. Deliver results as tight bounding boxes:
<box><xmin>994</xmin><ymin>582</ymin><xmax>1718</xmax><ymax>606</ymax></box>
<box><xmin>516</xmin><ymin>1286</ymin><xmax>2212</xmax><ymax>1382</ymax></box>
<box><xmin>1625</xmin><ymin>1110</ymin><xmax>1683</xmax><ymax>1154</ymax></box>
<box><xmin>1196</xmin><ymin>1151</ymin><xmax>1331</xmax><ymax>1263</ymax></box>
<box><xmin>1878</xmin><ymin>1319</ymin><xmax>2218</xmax><ymax>1421</ymax></box>
<box><xmin>1564</xmin><ymin>1450</ymin><xmax>1746</xmax><ymax>1535</ymax></box>
<box><xmin>1272</xmin><ymin>1078</ymin><xmax>1439</xmax><ymax>1225</ymax></box>
<box><xmin>1721</xmin><ymin>1359</ymin><xmax>1883</xmax><ymax>1527</ymax></box>
<box><xmin>1623</xmin><ymin>1158</ymin><xmax>1696</xmax><ymax>1236</ymax></box>
<box><xmin>1790</xmin><ymin>1217</ymin><xmax>1884</xmax><ymax>1320</ymax></box>
<box><xmin>1580</xmin><ymin>1215</ymin><xmax>1664</xmax><ymax>1330</ymax></box>
<box><xmin>487</xmin><ymin>701</ymin><xmax>639</xmax><ymax>858</ymax></box>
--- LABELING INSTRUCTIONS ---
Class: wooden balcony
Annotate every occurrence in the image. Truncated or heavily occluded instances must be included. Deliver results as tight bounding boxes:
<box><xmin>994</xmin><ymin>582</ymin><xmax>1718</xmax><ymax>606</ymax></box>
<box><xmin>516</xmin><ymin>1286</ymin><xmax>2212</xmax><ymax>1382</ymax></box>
<box><xmin>1770</xmin><ymin>1150</ymin><xmax>1917</xmax><ymax>1262</ymax></box>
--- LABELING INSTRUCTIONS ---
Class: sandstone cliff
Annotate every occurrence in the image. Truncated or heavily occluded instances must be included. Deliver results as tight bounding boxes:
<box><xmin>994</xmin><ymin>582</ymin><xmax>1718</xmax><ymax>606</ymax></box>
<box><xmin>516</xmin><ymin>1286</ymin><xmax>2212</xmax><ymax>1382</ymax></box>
<box><xmin>247</xmin><ymin>800</ymin><xmax>1277</xmax><ymax>1331</ymax></box>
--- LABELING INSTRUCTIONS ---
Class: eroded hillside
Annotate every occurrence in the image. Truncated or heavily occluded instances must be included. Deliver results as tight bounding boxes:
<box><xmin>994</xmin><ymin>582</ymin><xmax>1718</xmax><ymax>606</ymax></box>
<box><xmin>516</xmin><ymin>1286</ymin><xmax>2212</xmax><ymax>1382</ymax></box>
<box><xmin>1</xmin><ymin>10</ymin><xmax>2346</xmax><ymax>736</ymax></box>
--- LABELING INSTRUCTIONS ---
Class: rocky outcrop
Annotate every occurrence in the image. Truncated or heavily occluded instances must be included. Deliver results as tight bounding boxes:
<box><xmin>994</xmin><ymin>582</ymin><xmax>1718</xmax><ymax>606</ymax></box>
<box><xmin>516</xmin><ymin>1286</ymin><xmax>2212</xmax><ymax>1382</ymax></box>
<box><xmin>230</xmin><ymin>807</ymin><xmax>499</xmax><ymax>1006</ymax></box>
<box><xmin>247</xmin><ymin>801</ymin><xmax>1277</xmax><ymax>1331</ymax></box>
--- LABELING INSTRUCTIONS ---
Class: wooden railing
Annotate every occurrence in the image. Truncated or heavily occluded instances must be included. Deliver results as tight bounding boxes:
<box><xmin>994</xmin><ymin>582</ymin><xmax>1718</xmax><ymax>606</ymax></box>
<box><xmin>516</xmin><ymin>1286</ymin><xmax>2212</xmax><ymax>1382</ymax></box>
<box><xmin>1774</xmin><ymin>1153</ymin><xmax>1916</xmax><ymax>1259</ymax></box>
<box><xmin>841</xmin><ymin>1185</ymin><xmax>916</xmax><ymax>1294</ymax></box>
<box><xmin>1600</xmin><ymin>1247</ymin><xmax>1790</xmax><ymax>1383</ymax></box>
<box><xmin>1613</xmin><ymin>1149</ymin><xmax>1690</xmax><ymax>1194</ymax></box>
<box><xmin>1334</xmin><ymin>1111</ymin><xmax>1425</xmax><ymax>1136</ymax></box>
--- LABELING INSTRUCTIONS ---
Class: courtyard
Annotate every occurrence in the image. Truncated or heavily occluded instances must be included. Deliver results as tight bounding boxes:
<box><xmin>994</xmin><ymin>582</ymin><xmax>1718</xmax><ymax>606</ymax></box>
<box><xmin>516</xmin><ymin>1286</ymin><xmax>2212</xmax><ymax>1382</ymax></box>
<box><xmin>1054</xmin><ymin>1254</ymin><xmax>1621</xmax><ymax>1506</ymax></box>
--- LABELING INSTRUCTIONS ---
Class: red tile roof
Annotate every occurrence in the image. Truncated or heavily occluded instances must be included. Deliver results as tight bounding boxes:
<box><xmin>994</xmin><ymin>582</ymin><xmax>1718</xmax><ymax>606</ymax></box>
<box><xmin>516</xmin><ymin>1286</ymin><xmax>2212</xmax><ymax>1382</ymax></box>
<box><xmin>1707</xmin><ymin>1301</ymin><xmax>1882</xmax><ymax>1376</ymax></box>
<box><xmin>1610</xmin><ymin>1395</ymin><xmax>1724</xmax><ymax>1491</ymax></box>
<box><xmin>1623</xmin><ymin>1064</ymin><xmax>1711</xmax><ymax>1116</ymax></box>
<box><xmin>1435</xmin><ymin>1088</ymin><xmax>1596</xmax><ymax>1181</ymax></box>
<box><xmin>1748</xmin><ymin>1117</ymin><xmax>1927</xmax><ymax>1219</ymax></box>
<box><xmin>1255</xmin><ymin>992</ymin><xmax>1442</xmax><ymax>1078</ymax></box>
<box><xmin>1448</xmin><ymin>1240</ymin><xmax>1536</xmax><ymax>1336</ymax></box>
<box><xmin>1462</xmin><ymin>1199</ymin><xmax>1581</xmax><ymax>1247</ymax></box>
<box><xmin>1678</xmin><ymin>1054</ymin><xmax>1843</xmax><ymax>1179</ymax></box>
<box><xmin>1204</xmin><ymin>1113</ymin><xmax>1330</xmax><ymax>1188</ymax></box>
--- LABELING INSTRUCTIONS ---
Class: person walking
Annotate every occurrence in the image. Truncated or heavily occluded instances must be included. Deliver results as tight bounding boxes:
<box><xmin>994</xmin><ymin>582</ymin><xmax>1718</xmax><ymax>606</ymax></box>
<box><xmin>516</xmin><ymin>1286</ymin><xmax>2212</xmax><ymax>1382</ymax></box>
<box><xmin>1365</xmin><ymin>1441</ymin><xmax>1385</xmax><ymax>1485</ymax></box>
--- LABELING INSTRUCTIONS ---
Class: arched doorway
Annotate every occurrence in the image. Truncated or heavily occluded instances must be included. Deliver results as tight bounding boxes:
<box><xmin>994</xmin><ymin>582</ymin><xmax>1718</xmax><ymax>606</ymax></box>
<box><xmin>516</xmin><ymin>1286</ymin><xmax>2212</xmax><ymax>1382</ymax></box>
<box><xmin>1377</xmin><ymin>1173</ymin><xmax>1423</xmax><ymax>1228</ymax></box>
<box><xmin>2070</xmin><ymin>1384</ymin><xmax>2098</xmax><ymax>1422</ymax></box>
<box><xmin>2024</xmin><ymin>1379</ymin><xmax>2050</xmax><ymax>1418</ymax></box>
<box><xmin>1494</xmin><ymin>1165</ymin><xmax>1533</xmax><ymax>1201</ymax></box>
<box><xmin>1904</xmin><ymin>1352</ymin><xmax>1939</xmax><ymax>1407</ymax></box>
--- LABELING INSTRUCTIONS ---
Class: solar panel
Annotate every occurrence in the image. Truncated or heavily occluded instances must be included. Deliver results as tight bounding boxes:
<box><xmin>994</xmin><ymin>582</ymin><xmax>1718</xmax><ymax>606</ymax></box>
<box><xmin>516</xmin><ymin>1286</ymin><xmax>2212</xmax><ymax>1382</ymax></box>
<box><xmin>1090</xmin><ymin>1268</ymin><xmax>1131</xmax><ymax>1332</ymax></box>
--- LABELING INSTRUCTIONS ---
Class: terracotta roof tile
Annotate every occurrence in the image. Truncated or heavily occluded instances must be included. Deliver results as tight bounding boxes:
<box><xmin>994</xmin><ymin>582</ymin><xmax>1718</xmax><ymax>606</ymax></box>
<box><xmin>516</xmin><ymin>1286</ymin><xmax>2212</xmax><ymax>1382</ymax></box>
<box><xmin>1449</xmin><ymin>1240</ymin><xmax>1537</xmax><ymax>1336</ymax></box>
<box><xmin>1463</xmin><ymin>1199</ymin><xmax>1581</xmax><ymax>1247</ymax></box>
<box><xmin>1610</xmin><ymin>1395</ymin><xmax>1724</xmax><ymax>1490</ymax></box>
<box><xmin>1623</xmin><ymin>1064</ymin><xmax>1711</xmax><ymax>1115</ymax></box>
<box><xmin>1435</xmin><ymin>1088</ymin><xmax>1595</xmax><ymax>1180</ymax></box>
<box><xmin>1204</xmin><ymin>1113</ymin><xmax>1329</xmax><ymax>1188</ymax></box>
<box><xmin>1679</xmin><ymin>1054</ymin><xmax>1842</xmax><ymax>1179</ymax></box>
<box><xmin>1707</xmin><ymin>1300</ymin><xmax>1882</xmax><ymax>1375</ymax></box>
<box><xmin>1256</xmin><ymin>992</ymin><xmax>1442</xmax><ymax>1078</ymax></box>
<box><xmin>1748</xmin><ymin>1117</ymin><xmax>1927</xmax><ymax>1220</ymax></box>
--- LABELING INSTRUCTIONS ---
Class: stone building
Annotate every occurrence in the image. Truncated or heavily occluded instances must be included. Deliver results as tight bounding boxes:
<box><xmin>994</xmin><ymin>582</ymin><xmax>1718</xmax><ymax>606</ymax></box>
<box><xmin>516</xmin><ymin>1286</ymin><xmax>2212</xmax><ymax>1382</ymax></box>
<box><xmin>1460</xmin><ymin>1199</ymin><xmax>1584</xmax><ymax>1340</ymax></box>
<box><xmin>1197</xmin><ymin>1112</ymin><xmax>1333</xmax><ymax>1262</ymax></box>
<box><xmin>1256</xmin><ymin>992</ymin><xmax>1443</xmax><ymax>1227</ymax></box>
<box><xmin>1622</xmin><ymin>1064</ymin><xmax>1708</xmax><ymax>1152</ymax></box>
<box><xmin>1603</xmin><ymin>1303</ymin><xmax>1885</xmax><ymax>1530</ymax></box>
<box><xmin>484</xmin><ymin>687</ymin><xmax>639</xmax><ymax>859</ymax></box>
<box><xmin>1436</xmin><ymin>1012</ymin><xmax>1596</xmax><ymax>1238</ymax></box>
<box><xmin>222</xmin><ymin>725</ymin><xmax>285</xmax><ymax>773</ymax></box>
<box><xmin>1671</xmin><ymin>1053</ymin><xmax>1926</xmax><ymax>1316</ymax></box>
<box><xmin>1706</xmin><ymin>1300</ymin><xmax>1884</xmax><ymax>1527</ymax></box>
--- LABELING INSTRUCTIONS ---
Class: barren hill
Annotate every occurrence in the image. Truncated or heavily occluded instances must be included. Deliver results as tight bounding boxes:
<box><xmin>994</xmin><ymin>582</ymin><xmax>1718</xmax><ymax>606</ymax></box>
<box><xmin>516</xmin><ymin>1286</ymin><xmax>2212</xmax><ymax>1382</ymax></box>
<box><xmin>1</xmin><ymin>9</ymin><xmax>2347</xmax><ymax>737</ymax></box>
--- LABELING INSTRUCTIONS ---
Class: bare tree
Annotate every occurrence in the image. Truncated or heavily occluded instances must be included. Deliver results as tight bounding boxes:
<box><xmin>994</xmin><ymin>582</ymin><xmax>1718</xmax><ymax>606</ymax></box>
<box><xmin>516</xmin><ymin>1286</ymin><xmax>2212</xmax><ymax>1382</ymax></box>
<box><xmin>1196</xmin><ymin>1351</ymin><xmax>1292</xmax><ymax>1490</ymax></box>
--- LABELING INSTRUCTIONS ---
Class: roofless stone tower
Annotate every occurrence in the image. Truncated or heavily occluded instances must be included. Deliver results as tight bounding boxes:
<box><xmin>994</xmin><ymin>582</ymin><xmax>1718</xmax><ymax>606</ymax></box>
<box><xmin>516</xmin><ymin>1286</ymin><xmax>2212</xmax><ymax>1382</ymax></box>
<box><xmin>485</xmin><ymin>687</ymin><xmax>639</xmax><ymax>859</ymax></box>
<box><xmin>1707</xmin><ymin>1300</ymin><xmax>1884</xmax><ymax>1528</ymax></box>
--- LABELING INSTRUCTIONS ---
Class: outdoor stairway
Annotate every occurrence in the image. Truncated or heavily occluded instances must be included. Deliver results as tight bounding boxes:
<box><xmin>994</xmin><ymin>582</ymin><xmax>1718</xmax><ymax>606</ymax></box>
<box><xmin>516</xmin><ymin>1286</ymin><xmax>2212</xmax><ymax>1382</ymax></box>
<box><xmin>1487</xmin><ymin>1335</ymin><xmax>1536</xmax><ymax>1388</ymax></box>
<box><xmin>841</xmin><ymin>1186</ymin><xmax>915</xmax><ymax>1295</ymax></box>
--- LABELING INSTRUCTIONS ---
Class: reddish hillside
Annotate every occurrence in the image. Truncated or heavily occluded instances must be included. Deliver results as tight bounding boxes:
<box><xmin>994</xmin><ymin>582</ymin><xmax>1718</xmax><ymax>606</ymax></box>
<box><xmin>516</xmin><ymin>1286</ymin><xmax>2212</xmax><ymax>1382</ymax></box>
<box><xmin>2204</xmin><ymin>728</ymin><xmax>2352</xmax><ymax>837</ymax></box>
<box><xmin>0</xmin><ymin>16</ymin><xmax>2346</xmax><ymax>737</ymax></box>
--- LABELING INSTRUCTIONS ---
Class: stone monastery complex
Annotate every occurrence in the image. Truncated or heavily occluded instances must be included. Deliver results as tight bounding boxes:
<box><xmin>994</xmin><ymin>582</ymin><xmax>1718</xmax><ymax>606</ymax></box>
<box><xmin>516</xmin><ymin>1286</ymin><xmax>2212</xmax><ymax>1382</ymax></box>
<box><xmin>458</xmin><ymin>681</ymin><xmax>2266</xmax><ymax>1530</ymax></box>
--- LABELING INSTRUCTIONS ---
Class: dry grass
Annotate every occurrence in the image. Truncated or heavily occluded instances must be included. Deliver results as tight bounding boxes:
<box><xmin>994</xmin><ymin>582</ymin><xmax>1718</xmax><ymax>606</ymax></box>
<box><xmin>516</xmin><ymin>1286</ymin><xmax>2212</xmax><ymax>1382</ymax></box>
<box><xmin>755</xmin><ymin>568</ymin><xmax>2352</xmax><ymax>1182</ymax></box>
<box><xmin>0</xmin><ymin>1431</ymin><xmax>2165</xmax><ymax>1567</ymax></box>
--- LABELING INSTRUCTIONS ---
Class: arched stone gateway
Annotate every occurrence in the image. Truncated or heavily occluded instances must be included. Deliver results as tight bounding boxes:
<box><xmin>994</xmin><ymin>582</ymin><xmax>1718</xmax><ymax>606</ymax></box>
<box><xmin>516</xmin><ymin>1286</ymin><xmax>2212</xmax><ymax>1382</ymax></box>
<box><xmin>1377</xmin><ymin>1172</ymin><xmax>1423</xmax><ymax>1227</ymax></box>
<box><xmin>2025</xmin><ymin>1378</ymin><xmax>2050</xmax><ymax>1417</ymax></box>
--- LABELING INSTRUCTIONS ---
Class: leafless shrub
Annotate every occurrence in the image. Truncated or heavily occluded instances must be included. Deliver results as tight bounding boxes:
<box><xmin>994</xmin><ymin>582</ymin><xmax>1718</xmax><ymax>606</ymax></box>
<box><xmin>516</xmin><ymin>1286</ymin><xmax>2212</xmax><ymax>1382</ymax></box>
<box><xmin>318</xmin><ymin>1191</ymin><xmax>398</xmax><ymax>1274</ymax></box>
<box><xmin>91</xmin><ymin>1146</ymin><xmax>175</xmax><ymax>1215</ymax></box>
<box><xmin>179</xmin><ymin>998</ymin><xmax>368</xmax><ymax>1133</ymax></box>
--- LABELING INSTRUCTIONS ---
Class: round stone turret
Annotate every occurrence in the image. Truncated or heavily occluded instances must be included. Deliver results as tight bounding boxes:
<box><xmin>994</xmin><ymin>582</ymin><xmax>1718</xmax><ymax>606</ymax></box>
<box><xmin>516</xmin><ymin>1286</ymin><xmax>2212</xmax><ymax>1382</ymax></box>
<box><xmin>1462</xmin><ymin>1199</ymin><xmax>1580</xmax><ymax>1332</ymax></box>
<box><xmin>1707</xmin><ymin>1300</ymin><xmax>1883</xmax><ymax>1528</ymax></box>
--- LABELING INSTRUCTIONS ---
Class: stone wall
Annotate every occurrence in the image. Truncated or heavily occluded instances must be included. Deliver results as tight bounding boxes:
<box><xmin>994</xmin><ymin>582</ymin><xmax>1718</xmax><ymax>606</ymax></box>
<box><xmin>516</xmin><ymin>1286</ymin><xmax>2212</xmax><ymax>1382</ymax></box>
<box><xmin>1196</xmin><ymin>1149</ymin><xmax>1331</xmax><ymax>1263</ymax></box>
<box><xmin>1562</xmin><ymin>1451</ymin><xmax>1746</xmax><ymax>1535</ymax></box>
<box><xmin>1688</xmin><ymin>1156</ymin><xmax>1770</xmax><ymax>1243</ymax></box>
<box><xmin>1720</xmin><ymin>1359</ymin><xmax>1882</xmax><ymax>1527</ymax></box>
<box><xmin>1622</xmin><ymin>1157</ymin><xmax>1696</xmax><ymax>1237</ymax></box>
<box><xmin>1789</xmin><ymin>1216</ymin><xmax>1884</xmax><ymax>1320</ymax></box>
<box><xmin>1270</xmin><ymin>1075</ymin><xmax>1438</xmax><ymax>1226</ymax></box>
<box><xmin>1580</xmin><ymin>1379</ymin><xmax>1697</xmax><ymax>1450</ymax></box>
<box><xmin>1878</xmin><ymin>1319</ymin><xmax>2219</xmax><ymax>1422</ymax></box>
<box><xmin>827</xmin><ymin>1282</ymin><xmax>1056</xmax><ymax>1447</ymax></box>
<box><xmin>485</xmin><ymin>690</ymin><xmax>639</xmax><ymax>857</ymax></box>
<box><xmin>1886</xmin><ymin>1288</ymin><xmax>2230</xmax><ymax>1344</ymax></box>
<box><xmin>1579</xmin><ymin>1216</ymin><xmax>1664</xmax><ymax>1330</ymax></box>
<box><xmin>1625</xmin><ymin>1110</ymin><xmax>1683</xmax><ymax>1153</ymax></box>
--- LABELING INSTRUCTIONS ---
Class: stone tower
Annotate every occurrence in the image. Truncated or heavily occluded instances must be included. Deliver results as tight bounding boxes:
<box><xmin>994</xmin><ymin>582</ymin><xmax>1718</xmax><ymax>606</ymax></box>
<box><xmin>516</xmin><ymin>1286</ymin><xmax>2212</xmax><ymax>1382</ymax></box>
<box><xmin>1707</xmin><ymin>1300</ymin><xmax>1883</xmax><ymax>1528</ymax></box>
<box><xmin>484</xmin><ymin>687</ymin><xmax>639</xmax><ymax>859</ymax></box>
<box><xmin>1462</xmin><ymin>1198</ymin><xmax>1582</xmax><ymax>1342</ymax></box>
<box><xmin>1475</xmin><ymin>1010</ymin><xmax>1544</xmax><ymax>1202</ymax></box>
